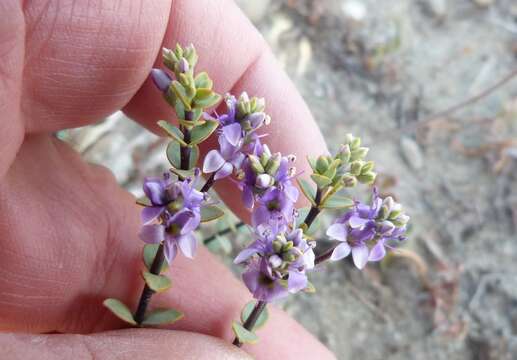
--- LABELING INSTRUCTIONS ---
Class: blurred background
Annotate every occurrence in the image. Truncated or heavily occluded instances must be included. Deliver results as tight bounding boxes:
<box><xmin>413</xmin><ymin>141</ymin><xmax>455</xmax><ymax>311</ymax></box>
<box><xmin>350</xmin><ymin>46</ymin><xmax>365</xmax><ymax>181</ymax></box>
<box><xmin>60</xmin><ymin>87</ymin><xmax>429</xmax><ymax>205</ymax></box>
<box><xmin>60</xmin><ymin>0</ymin><xmax>517</xmax><ymax>358</ymax></box>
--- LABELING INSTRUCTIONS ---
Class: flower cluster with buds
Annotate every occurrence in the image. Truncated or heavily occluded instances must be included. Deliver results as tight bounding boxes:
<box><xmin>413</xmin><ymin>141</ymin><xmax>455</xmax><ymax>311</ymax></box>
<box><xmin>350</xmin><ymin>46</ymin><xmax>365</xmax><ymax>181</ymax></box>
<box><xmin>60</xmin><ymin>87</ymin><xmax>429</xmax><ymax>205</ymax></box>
<box><xmin>104</xmin><ymin>43</ymin><xmax>410</xmax><ymax>348</ymax></box>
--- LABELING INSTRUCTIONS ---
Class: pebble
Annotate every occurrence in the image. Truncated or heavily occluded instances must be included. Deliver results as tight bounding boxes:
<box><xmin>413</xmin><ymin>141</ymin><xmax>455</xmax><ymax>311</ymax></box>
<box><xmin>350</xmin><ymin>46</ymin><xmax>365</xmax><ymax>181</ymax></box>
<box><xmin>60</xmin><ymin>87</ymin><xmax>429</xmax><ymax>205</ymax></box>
<box><xmin>400</xmin><ymin>136</ymin><xmax>424</xmax><ymax>170</ymax></box>
<box><xmin>424</xmin><ymin>0</ymin><xmax>447</xmax><ymax>18</ymax></box>
<box><xmin>341</xmin><ymin>1</ymin><xmax>367</xmax><ymax>23</ymax></box>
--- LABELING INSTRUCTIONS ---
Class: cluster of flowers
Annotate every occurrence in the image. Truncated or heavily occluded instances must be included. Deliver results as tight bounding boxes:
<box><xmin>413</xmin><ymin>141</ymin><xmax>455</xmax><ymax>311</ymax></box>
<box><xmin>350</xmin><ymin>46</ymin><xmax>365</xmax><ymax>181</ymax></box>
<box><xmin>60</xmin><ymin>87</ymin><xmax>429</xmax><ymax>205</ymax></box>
<box><xmin>105</xmin><ymin>44</ymin><xmax>410</xmax><ymax>347</ymax></box>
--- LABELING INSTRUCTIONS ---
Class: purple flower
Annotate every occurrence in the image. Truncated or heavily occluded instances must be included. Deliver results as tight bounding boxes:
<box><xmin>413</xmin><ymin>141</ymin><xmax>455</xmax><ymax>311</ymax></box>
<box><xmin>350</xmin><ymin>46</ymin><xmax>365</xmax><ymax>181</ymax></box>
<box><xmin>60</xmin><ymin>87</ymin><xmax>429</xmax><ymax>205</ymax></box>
<box><xmin>235</xmin><ymin>223</ymin><xmax>314</xmax><ymax>302</ymax></box>
<box><xmin>252</xmin><ymin>184</ymin><xmax>299</xmax><ymax>227</ymax></box>
<box><xmin>326</xmin><ymin>188</ymin><xmax>409</xmax><ymax>269</ymax></box>
<box><xmin>203</xmin><ymin>124</ymin><xmax>245</xmax><ymax>180</ymax></box>
<box><xmin>151</xmin><ymin>69</ymin><xmax>172</xmax><ymax>92</ymax></box>
<box><xmin>139</xmin><ymin>172</ymin><xmax>204</xmax><ymax>263</ymax></box>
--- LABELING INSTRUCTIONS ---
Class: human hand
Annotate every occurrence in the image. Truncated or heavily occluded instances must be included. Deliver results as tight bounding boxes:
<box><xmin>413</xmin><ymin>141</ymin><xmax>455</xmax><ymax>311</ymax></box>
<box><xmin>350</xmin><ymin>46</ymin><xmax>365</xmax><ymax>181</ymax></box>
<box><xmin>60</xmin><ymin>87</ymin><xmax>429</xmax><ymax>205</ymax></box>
<box><xmin>0</xmin><ymin>0</ymin><xmax>333</xmax><ymax>358</ymax></box>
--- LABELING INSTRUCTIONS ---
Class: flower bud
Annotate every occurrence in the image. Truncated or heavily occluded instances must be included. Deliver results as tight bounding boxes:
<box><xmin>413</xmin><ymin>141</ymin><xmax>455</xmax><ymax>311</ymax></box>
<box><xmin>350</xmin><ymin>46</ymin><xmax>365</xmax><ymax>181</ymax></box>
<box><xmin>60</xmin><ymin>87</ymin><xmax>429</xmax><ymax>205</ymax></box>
<box><xmin>282</xmin><ymin>241</ymin><xmax>294</xmax><ymax>251</ymax></box>
<box><xmin>266</xmin><ymin>153</ymin><xmax>282</xmax><ymax>176</ymax></box>
<box><xmin>316</xmin><ymin>155</ymin><xmax>330</xmax><ymax>174</ymax></box>
<box><xmin>350</xmin><ymin>137</ymin><xmax>361</xmax><ymax>150</ymax></box>
<box><xmin>337</xmin><ymin>144</ymin><xmax>352</xmax><ymax>164</ymax></box>
<box><xmin>350</xmin><ymin>161</ymin><xmax>363</xmax><ymax>176</ymax></box>
<box><xmin>256</xmin><ymin>173</ymin><xmax>274</xmax><ymax>189</ymax></box>
<box><xmin>246</xmin><ymin>112</ymin><xmax>266</xmax><ymax>129</ymax></box>
<box><xmin>248</xmin><ymin>155</ymin><xmax>265</xmax><ymax>174</ymax></box>
<box><xmin>272</xmin><ymin>240</ymin><xmax>283</xmax><ymax>253</ymax></box>
<box><xmin>392</xmin><ymin>214</ymin><xmax>409</xmax><ymax>227</ymax></box>
<box><xmin>269</xmin><ymin>254</ymin><xmax>283</xmax><ymax>268</ymax></box>
<box><xmin>351</xmin><ymin>147</ymin><xmax>369</xmax><ymax>161</ymax></box>
<box><xmin>357</xmin><ymin>171</ymin><xmax>376</xmax><ymax>184</ymax></box>
<box><xmin>361</xmin><ymin>161</ymin><xmax>375</xmax><ymax>174</ymax></box>
<box><xmin>342</xmin><ymin>174</ymin><xmax>357</xmax><ymax>187</ymax></box>
<box><xmin>151</xmin><ymin>69</ymin><xmax>172</xmax><ymax>92</ymax></box>
<box><xmin>177</xmin><ymin>57</ymin><xmax>188</xmax><ymax>73</ymax></box>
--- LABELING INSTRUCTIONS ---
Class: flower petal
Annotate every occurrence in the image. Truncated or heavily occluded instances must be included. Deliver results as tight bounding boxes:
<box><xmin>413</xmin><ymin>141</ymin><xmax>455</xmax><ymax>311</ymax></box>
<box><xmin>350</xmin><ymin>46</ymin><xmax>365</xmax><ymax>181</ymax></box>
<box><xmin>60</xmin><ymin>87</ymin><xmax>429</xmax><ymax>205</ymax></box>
<box><xmin>203</xmin><ymin>150</ymin><xmax>225</xmax><ymax>173</ymax></box>
<box><xmin>163</xmin><ymin>240</ymin><xmax>177</xmax><ymax>264</ymax></box>
<box><xmin>222</xmin><ymin>123</ymin><xmax>242</xmax><ymax>146</ymax></box>
<box><xmin>242</xmin><ymin>187</ymin><xmax>255</xmax><ymax>209</ymax></box>
<box><xmin>330</xmin><ymin>242</ymin><xmax>351</xmax><ymax>261</ymax></box>
<box><xmin>288</xmin><ymin>270</ymin><xmax>308</xmax><ymax>293</ymax></box>
<box><xmin>214</xmin><ymin>162</ymin><xmax>233</xmax><ymax>180</ymax></box>
<box><xmin>234</xmin><ymin>246</ymin><xmax>260</xmax><ymax>264</ymax></box>
<box><xmin>326</xmin><ymin>223</ymin><xmax>348</xmax><ymax>242</ymax></box>
<box><xmin>177</xmin><ymin>233</ymin><xmax>197</xmax><ymax>259</ymax></box>
<box><xmin>352</xmin><ymin>244</ymin><xmax>369</xmax><ymax>269</ymax></box>
<box><xmin>368</xmin><ymin>240</ymin><xmax>386</xmax><ymax>262</ymax></box>
<box><xmin>139</xmin><ymin>224</ymin><xmax>164</xmax><ymax>244</ymax></box>
<box><xmin>349</xmin><ymin>215</ymin><xmax>369</xmax><ymax>228</ymax></box>
<box><xmin>141</xmin><ymin>206</ymin><xmax>164</xmax><ymax>225</ymax></box>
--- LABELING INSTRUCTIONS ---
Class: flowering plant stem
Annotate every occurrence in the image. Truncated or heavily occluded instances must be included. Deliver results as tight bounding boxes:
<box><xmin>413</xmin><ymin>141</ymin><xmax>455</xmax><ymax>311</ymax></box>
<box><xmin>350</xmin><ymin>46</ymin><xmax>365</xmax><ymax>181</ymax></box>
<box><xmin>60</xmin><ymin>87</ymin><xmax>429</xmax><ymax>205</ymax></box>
<box><xmin>134</xmin><ymin>243</ymin><xmax>166</xmax><ymax>324</ymax></box>
<box><xmin>302</xmin><ymin>188</ymin><xmax>322</xmax><ymax>228</ymax></box>
<box><xmin>180</xmin><ymin>111</ymin><xmax>193</xmax><ymax>170</ymax></box>
<box><xmin>314</xmin><ymin>245</ymin><xmax>336</xmax><ymax>266</ymax></box>
<box><xmin>200</xmin><ymin>173</ymin><xmax>216</xmax><ymax>193</ymax></box>
<box><xmin>133</xmin><ymin>120</ymin><xmax>194</xmax><ymax>325</ymax></box>
<box><xmin>232</xmin><ymin>300</ymin><xmax>268</xmax><ymax>347</ymax></box>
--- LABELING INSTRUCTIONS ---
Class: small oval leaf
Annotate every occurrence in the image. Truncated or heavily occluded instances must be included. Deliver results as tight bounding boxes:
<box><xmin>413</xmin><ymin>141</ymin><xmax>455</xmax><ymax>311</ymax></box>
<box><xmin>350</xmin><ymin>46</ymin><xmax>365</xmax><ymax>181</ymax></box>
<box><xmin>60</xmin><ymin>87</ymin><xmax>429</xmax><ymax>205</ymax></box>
<box><xmin>169</xmin><ymin>167</ymin><xmax>195</xmax><ymax>180</ymax></box>
<box><xmin>320</xmin><ymin>195</ymin><xmax>354</xmax><ymax>210</ymax></box>
<box><xmin>166</xmin><ymin>141</ymin><xmax>181</xmax><ymax>169</ymax></box>
<box><xmin>157</xmin><ymin>121</ymin><xmax>187</xmax><ymax>146</ymax></box>
<box><xmin>189</xmin><ymin>144</ymin><xmax>200</xmax><ymax>169</ymax></box>
<box><xmin>296</xmin><ymin>178</ymin><xmax>316</xmax><ymax>206</ymax></box>
<box><xmin>232</xmin><ymin>321</ymin><xmax>259</xmax><ymax>344</ymax></box>
<box><xmin>189</xmin><ymin>119</ymin><xmax>219</xmax><ymax>146</ymax></box>
<box><xmin>310</xmin><ymin>174</ymin><xmax>332</xmax><ymax>189</ymax></box>
<box><xmin>142</xmin><ymin>308</ymin><xmax>184</xmax><ymax>326</ymax></box>
<box><xmin>240</xmin><ymin>301</ymin><xmax>269</xmax><ymax>330</ymax></box>
<box><xmin>303</xmin><ymin>281</ymin><xmax>316</xmax><ymax>293</ymax></box>
<box><xmin>194</xmin><ymin>72</ymin><xmax>213</xmax><ymax>89</ymax></box>
<box><xmin>201</xmin><ymin>205</ymin><xmax>225</xmax><ymax>222</ymax></box>
<box><xmin>103</xmin><ymin>298</ymin><xmax>136</xmax><ymax>325</ymax></box>
<box><xmin>143</xmin><ymin>244</ymin><xmax>168</xmax><ymax>273</ymax></box>
<box><xmin>142</xmin><ymin>271</ymin><xmax>172</xmax><ymax>293</ymax></box>
<box><xmin>193</xmin><ymin>93</ymin><xmax>221</xmax><ymax>109</ymax></box>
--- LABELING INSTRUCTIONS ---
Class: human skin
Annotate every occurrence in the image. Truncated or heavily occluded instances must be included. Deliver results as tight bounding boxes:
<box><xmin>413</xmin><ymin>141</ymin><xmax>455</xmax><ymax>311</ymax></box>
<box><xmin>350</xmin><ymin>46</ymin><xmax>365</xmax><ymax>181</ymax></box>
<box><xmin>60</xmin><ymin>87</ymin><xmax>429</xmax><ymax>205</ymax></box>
<box><xmin>0</xmin><ymin>0</ymin><xmax>334</xmax><ymax>359</ymax></box>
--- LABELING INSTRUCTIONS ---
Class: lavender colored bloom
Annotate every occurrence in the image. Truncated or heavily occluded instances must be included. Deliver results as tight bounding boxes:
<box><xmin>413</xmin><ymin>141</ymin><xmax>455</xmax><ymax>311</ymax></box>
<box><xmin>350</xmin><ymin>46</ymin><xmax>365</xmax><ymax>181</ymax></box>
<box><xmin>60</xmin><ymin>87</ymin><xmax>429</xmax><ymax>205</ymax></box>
<box><xmin>252</xmin><ymin>185</ymin><xmax>299</xmax><ymax>226</ymax></box>
<box><xmin>235</xmin><ymin>223</ymin><xmax>314</xmax><ymax>302</ymax></box>
<box><xmin>139</xmin><ymin>172</ymin><xmax>204</xmax><ymax>263</ymax></box>
<box><xmin>151</xmin><ymin>68</ymin><xmax>172</xmax><ymax>92</ymax></box>
<box><xmin>203</xmin><ymin>124</ymin><xmax>245</xmax><ymax>180</ymax></box>
<box><xmin>326</xmin><ymin>188</ymin><xmax>409</xmax><ymax>269</ymax></box>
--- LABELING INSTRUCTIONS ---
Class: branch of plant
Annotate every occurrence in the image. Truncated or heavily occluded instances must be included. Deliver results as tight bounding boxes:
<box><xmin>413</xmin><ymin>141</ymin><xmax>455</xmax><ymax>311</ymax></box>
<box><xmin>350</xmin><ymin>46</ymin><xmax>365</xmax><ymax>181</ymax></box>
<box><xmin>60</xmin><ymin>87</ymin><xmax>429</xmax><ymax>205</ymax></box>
<box><xmin>232</xmin><ymin>300</ymin><xmax>268</xmax><ymax>347</ymax></box>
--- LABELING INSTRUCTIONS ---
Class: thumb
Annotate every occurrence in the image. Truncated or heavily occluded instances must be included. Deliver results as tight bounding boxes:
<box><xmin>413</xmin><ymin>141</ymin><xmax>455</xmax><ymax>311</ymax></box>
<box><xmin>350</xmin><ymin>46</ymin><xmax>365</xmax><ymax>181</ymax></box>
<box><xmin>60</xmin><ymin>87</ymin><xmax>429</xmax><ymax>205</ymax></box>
<box><xmin>0</xmin><ymin>329</ymin><xmax>251</xmax><ymax>360</ymax></box>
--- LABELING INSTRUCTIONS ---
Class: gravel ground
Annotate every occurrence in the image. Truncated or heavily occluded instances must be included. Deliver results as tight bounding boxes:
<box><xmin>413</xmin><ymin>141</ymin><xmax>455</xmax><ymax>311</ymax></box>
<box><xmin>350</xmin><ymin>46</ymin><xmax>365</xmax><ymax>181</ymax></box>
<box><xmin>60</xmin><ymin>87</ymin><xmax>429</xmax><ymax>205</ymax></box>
<box><xmin>64</xmin><ymin>0</ymin><xmax>517</xmax><ymax>358</ymax></box>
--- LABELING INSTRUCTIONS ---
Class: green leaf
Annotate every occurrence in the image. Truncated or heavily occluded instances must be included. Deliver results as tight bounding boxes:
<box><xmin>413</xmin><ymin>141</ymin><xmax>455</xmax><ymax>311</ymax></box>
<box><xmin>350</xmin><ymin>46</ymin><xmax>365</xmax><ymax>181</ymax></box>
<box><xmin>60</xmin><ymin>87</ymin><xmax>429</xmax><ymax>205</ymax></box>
<box><xmin>310</xmin><ymin>173</ymin><xmax>332</xmax><ymax>189</ymax></box>
<box><xmin>142</xmin><ymin>308</ymin><xmax>184</xmax><ymax>326</ymax></box>
<box><xmin>232</xmin><ymin>321</ymin><xmax>259</xmax><ymax>344</ymax></box>
<box><xmin>157</xmin><ymin>121</ymin><xmax>188</xmax><ymax>146</ymax></box>
<box><xmin>193</xmin><ymin>93</ymin><xmax>221</xmax><ymax>109</ymax></box>
<box><xmin>194</xmin><ymin>72</ymin><xmax>213</xmax><ymax>89</ymax></box>
<box><xmin>166</xmin><ymin>140</ymin><xmax>181</xmax><ymax>169</ymax></box>
<box><xmin>189</xmin><ymin>144</ymin><xmax>200</xmax><ymax>169</ymax></box>
<box><xmin>241</xmin><ymin>301</ymin><xmax>269</xmax><ymax>330</ymax></box>
<box><xmin>143</xmin><ymin>244</ymin><xmax>168</xmax><ymax>273</ymax></box>
<box><xmin>142</xmin><ymin>271</ymin><xmax>172</xmax><ymax>293</ymax></box>
<box><xmin>297</xmin><ymin>178</ymin><xmax>316</xmax><ymax>206</ymax></box>
<box><xmin>171</xmin><ymin>80</ymin><xmax>192</xmax><ymax>110</ymax></box>
<box><xmin>169</xmin><ymin>167</ymin><xmax>195</xmax><ymax>180</ymax></box>
<box><xmin>103</xmin><ymin>298</ymin><xmax>136</xmax><ymax>325</ymax></box>
<box><xmin>189</xmin><ymin>119</ymin><xmax>219</xmax><ymax>145</ymax></box>
<box><xmin>320</xmin><ymin>195</ymin><xmax>354</xmax><ymax>210</ymax></box>
<box><xmin>201</xmin><ymin>205</ymin><xmax>225</xmax><ymax>222</ymax></box>
<box><xmin>136</xmin><ymin>196</ymin><xmax>151</xmax><ymax>207</ymax></box>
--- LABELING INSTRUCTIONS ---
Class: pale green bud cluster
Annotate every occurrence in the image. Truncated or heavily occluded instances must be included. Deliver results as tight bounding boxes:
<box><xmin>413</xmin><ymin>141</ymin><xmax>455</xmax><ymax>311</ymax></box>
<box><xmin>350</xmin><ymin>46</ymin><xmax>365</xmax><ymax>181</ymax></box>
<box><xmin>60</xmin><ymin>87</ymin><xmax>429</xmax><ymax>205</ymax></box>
<box><xmin>161</xmin><ymin>44</ymin><xmax>221</xmax><ymax>125</ymax></box>
<box><xmin>376</xmin><ymin>196</ymin><xmax>410</xmax><ymax>228</ymax></box>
